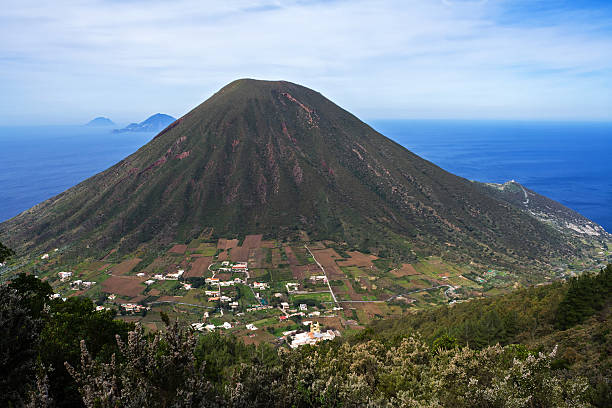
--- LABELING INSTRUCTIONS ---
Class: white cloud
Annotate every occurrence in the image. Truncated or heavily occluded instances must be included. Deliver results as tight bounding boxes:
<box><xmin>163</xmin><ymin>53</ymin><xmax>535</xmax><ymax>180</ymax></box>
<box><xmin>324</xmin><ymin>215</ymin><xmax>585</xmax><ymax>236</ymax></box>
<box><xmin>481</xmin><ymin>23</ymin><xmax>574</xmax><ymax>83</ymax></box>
<box><xmin>0</xmin><ymin>0</ymin><xmax>611</xmax><ymax>124</ymax></box>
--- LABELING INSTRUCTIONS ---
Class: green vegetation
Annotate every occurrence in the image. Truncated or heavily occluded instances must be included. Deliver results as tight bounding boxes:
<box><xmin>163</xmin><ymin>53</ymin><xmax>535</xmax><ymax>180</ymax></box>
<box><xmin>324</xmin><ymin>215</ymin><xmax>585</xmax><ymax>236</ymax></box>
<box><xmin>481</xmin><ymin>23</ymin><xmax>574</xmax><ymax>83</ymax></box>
<box><xmin>0</xmin><ymin>240</ymin><xmax>14</xmax><ymax>263</ymax></box>
<box><xmin>3</xmin><ymin>268</ymin><xmax>611</xmax><ymax>406</ymax></box>
<box><xmin>555</xmin><ymin>266</ymin><xmax>611</xmax><ymax>330</ymax></box>
<box><xmin>0</xmin><ymin>80</ymin><xmax>594</xmax><ymax>273</ymax></box>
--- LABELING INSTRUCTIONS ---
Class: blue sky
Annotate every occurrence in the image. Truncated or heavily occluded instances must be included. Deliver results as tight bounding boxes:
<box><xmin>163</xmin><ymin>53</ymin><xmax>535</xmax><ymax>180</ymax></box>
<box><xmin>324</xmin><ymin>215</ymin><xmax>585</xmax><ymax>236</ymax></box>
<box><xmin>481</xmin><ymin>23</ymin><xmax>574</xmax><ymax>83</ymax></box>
<box><xmin>1</xmin><ymin>0</ymin><xmax>611</xmax><ymax>125</ymax></box>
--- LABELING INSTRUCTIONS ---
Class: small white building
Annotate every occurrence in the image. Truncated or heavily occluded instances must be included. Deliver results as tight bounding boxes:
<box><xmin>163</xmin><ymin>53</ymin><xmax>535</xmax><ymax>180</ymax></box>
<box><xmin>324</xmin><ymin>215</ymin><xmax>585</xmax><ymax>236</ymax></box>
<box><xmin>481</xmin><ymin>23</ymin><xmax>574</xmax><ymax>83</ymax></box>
<box><xmin>281</xmin><ymin>302</ymin><xmax>290</xmax><ymax>310</ymax></box>
<box><xmin>41</xmin><ymin>254</ymin><xmax>49</xmax><ymax>260</ymax></box>
<box><xmin>285</xmin><ymin>282</ymin><xmax>299</xmax><ymax>292</ymax></box>
<box><xmin>299</xmin><ymin>303</ymin><xmax>308</xmax><ymax>311</ymax></box>
<box><xmin>58</xmin><ymin>271</ymin><xmax>72</xmax><ymax>281</ymax></box>
<box><xmin>144</xmin><ymin>280</ymin><xmax>155</xmax><ymax>285</ymax></box>
<box><xmin>246</xmin><ymin>324</ymin><xmax>258</xmax><ymax>331</ymax></box>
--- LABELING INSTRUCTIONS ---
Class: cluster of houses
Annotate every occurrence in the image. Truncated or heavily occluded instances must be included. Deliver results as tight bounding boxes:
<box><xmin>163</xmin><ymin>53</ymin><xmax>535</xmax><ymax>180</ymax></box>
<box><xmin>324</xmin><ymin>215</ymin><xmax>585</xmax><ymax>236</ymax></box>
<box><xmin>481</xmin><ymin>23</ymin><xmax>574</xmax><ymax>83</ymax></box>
<box><xmin>289</xmin><ymin>322</ymin><xmax>339</xmax><ymax>348</ymax></box>
<box><xmin>309</xmin><ymin>275</ymin><xmax>328</xmax><ymax>283</ymax></box>
<box><xmin>120</xmin><ymin>303</ymin><xmax>149</xmax><ymax>313</ymax></box>
<box><xmin>148</xmin><ymin>269</ymin><xmax>185</xmax><ymax>282</ymax></box>
<box><xmin>70</xmin><ymin>280</ymin><xmax>95</xmax><ymax>290</ymax></box>
<box><xmin>191</xmin><ymin>321</ymin><xmax>232</xmax><ymax>332</ymax></box>
<box><xmin>205</xmin><ymin>277</ymin><xmax>245</xmax><ymax>286</ymax></box>
<box><xmin>246</xmin><ymin>305</ymin><xmax>273</xmax><ymax>312</ymax></box>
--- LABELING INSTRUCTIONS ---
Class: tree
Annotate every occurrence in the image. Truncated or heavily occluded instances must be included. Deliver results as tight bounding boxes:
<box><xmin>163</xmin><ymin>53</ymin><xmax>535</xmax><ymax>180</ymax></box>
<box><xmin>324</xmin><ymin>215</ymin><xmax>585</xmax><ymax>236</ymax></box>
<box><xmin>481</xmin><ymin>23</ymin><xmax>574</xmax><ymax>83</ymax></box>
<box><xmin>0</xmin><ymin>285</ymin><xmax>41</xmax><ymax>406</ymax></box>
<box><xmin>9</xmin><ymin>273</ymin><xmax>54</xmax><ymax>319</ymax></box>
<box><xmin>0</xmin><ymin>241</ymin><xmax>15</xmax><ymax>263</ymax></box>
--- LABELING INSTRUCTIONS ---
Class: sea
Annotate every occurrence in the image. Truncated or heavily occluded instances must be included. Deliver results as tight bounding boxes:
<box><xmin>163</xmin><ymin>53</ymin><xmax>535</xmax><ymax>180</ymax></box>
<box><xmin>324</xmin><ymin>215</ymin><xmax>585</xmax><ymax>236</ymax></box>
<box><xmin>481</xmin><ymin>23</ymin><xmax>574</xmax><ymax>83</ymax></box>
<box><xmin>0</xmin><ymin>120</ymin><xmax>610</xmax><ymax>232</ymax></box>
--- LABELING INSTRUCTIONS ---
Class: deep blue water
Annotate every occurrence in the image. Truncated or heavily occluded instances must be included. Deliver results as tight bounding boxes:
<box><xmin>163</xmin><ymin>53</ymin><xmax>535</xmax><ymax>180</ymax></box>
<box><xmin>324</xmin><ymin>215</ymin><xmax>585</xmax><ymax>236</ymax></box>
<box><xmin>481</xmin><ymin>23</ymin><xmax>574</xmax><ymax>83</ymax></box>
<box><xmin>0</xmin><ymin>121</ymin><xmax>610</xmax><ymax>232</ymax></box>
<box><xmin>0</xmin><ymin>126</ymin><xmax>155</xmax><ymax>222</ymax></box>
<box><xmin>369</xmin><ymin>120</ymin><xmax>612</xmax><ymax>232</ymax></box>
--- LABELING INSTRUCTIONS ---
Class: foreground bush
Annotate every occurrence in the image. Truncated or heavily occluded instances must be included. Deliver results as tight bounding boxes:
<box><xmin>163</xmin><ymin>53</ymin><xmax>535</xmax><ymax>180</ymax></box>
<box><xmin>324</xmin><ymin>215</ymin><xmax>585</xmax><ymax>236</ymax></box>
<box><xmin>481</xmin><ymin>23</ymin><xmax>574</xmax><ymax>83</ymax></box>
<box><xmin>67</xmin><ymin>322</ymin><xmax>591</xmax><ymax>408</ymax></box>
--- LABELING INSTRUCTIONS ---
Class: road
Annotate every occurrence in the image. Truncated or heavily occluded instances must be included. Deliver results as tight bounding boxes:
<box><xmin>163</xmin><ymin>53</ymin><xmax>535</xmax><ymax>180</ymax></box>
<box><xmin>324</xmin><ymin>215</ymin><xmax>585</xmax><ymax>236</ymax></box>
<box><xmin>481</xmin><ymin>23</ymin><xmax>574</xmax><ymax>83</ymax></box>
<box><xmin>305</xmin><ymin>245</ymin><xmax>339</xmax><ymax>306</ymax></box>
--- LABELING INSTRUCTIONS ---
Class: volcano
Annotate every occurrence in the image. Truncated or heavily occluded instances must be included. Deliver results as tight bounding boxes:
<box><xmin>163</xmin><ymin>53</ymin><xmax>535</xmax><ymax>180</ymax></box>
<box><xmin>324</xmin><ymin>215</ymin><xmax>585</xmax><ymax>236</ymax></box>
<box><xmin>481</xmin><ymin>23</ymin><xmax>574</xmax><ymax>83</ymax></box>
<box><xmin>1</xmin><ymin>79</ymin><xmax>587</xmax><ymax>265</ymax></box>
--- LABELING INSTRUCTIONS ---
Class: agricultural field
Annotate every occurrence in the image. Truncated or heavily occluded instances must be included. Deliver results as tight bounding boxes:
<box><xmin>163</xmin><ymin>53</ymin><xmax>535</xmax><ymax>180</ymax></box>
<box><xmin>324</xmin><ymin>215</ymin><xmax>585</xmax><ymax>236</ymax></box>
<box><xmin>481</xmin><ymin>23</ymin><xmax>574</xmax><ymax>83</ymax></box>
<box><xmin>5</xmin><ymin>231</ymin><xmax>587</xmax><ymax>344</ymax></box>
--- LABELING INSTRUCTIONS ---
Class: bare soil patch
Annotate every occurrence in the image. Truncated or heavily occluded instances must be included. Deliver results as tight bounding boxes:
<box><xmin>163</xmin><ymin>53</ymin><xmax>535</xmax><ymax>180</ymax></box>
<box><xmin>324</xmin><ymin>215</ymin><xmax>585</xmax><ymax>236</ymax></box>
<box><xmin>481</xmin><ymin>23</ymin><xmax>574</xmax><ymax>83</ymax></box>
<box><xmin>168</xmin><ymin>244</ymin><xmax>187</xmax><ymax>254</ymax></box>
<box><xmin>311</xmin><ymin>248</ymin><xmax>344</xmax><ymax>280</ymax></box>
<box><xmin>186</xmin><ymin>256</ymin><xmax>212</xmax><ymax>277</ymax></box>
<box><xmin>242</xmin><ymin>234</ymin><xmax>263</xmax><ymax>249</ymax></box>
<box><xmin>217</xmin><ymin>239</ymin><xmax>238</xmax><ymax>250</ymax></box>
<box><xmin>110</xmin><ymin>258</ymin><xmax>142</xmax><ymax>275</ymax></box>
<box><xmin>231</xmin><ymin>246</ymin><xmax>250</xmax><ymax>262</ymax></box>
<box><xmin>291</xmin><ymin>264</ymin><xmax>319</xmax><ymax>280</ymax></box>
<box><xmin>102</xmin><ymin>276</ymin><xmax>145</xmax><ymax>297</ymax></box>
<box><xmin>391</xmin><ymin>263</ymin><xmax>420</xmax><ymax>277</ymax></box>
<box><xmin>337</xmin><ymin>251</ymin><xmax>378</xmax><ymax>268</ymax></box>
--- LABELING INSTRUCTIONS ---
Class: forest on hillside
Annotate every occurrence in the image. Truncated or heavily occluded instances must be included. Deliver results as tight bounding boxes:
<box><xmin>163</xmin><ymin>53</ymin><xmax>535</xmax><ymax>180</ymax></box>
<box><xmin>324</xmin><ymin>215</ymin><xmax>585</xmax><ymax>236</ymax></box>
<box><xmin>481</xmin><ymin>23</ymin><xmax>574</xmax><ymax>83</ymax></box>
<box><xmin>2</xmin><ymin>242</ymin><xmax>610</xmax><ymax>407</ymax></box>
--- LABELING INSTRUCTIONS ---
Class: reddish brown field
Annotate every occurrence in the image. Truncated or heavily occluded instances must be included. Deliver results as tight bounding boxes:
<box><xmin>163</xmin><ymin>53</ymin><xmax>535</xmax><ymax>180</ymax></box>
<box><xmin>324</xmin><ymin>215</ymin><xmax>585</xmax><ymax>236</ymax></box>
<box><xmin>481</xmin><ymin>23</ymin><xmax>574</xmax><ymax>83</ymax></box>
<box><xmin>311</xmin><ymin>248</ymin><xmax>344</xmax><ymax>279</ymax></box>
<box><xmin>102</xmin><ymin>276</ymin><xmax>145</xmax><ymax>297</ymax></box>
<box><xmin>168</xmin><ymin>244</ymin><xmax>188</xmax><ymax>254</ymax></box>
<box><xmin>242</xmin><ymin>234</ymin><xmax>263</xmax><ymax>249</ymax></box>
<box><xmin>185</xmin><ymin>256</ymin><xmax>212</xmax><ymax>277</ymax></box>
<box><xmin>110</xmin><ymin>258</ymin><xmax>142</xmax><ymax>275</ymax></box>
<box><xmin>217</xmin><ymin>239</ymin><xmax>238</xmax><ymax>250</ymax></box>
<box><xmin>391</xmin><ymin>263</ymin><xmax>420</xmax><ymax>277</ymax></box>
<box><xmin>291</xmin><ymin>264</ymin><xmax>319</xmax><ymax>280</ymax></box>
<box><xmin>217</xmin><ymin>251</ymin><xmax>228</xmax><ymax>261</ymax></box>
<box><xmin>98</xmin><ymin>263</ymin><xmax>111</xmax><ymax>271</ymax></box>
<box><xmin>337</xmin><ymin>251</ymin><xmax>378</xmax><ymax>268</ymax></box>
<box><xmin>231</xmin><ymin>246</ymin><xmax>250</xmax><ymax>262</ymax></box>
<box><xmin>250</xmin><ymin>248</ymin><xmax>265</xmax><ymax>268</ymax></box>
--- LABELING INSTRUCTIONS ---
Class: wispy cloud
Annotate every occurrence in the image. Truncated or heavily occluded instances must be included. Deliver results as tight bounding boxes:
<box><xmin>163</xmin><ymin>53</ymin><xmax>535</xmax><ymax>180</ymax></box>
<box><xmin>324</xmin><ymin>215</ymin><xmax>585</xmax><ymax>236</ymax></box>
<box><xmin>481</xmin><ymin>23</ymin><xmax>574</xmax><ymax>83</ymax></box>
<box><xmin>1</xmin><ymin>0</ymin><xmax>611</xmax><ymax>124</ymax></box>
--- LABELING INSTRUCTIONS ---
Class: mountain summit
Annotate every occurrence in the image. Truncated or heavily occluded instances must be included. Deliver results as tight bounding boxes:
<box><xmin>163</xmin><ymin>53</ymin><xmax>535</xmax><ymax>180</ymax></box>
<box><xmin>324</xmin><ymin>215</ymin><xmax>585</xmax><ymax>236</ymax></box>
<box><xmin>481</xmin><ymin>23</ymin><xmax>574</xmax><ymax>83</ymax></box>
<box><xmin>0</xmin><ymin>79</ymin><xmax>584</xmax><ymax>265</ymax></box>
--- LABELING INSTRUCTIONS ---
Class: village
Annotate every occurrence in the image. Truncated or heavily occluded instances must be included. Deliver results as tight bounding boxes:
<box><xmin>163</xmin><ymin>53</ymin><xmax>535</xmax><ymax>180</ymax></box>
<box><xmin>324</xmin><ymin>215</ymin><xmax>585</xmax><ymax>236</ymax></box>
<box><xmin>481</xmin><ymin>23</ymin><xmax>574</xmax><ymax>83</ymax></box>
<box><xmin>16</xmin><ymin>231</ymin><xmax>611</xmax><ymax>347</ymax></box>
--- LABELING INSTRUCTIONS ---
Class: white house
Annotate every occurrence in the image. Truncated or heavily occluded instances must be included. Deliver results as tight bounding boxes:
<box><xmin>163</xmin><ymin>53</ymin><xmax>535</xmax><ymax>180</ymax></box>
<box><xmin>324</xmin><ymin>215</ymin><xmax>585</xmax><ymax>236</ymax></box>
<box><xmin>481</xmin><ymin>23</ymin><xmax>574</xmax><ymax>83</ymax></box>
<box><xmin>58</xmin><ymin>271</ymin><xmax>72</xmax><ymax>281</ymax></box>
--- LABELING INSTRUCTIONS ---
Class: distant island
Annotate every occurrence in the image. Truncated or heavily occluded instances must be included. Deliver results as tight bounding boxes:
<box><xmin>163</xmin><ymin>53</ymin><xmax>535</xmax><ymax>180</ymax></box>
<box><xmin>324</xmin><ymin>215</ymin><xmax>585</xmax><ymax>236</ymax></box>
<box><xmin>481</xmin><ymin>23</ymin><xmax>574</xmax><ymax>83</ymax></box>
<box><xmin>113</xmin><ymin>113</ymin><xmax>176</xmax><ymax>133</ymax></box>
<box><xmin>85</xmin><ymin>117</ymin><xmax>115</xmax><ymax>127</ymax></box>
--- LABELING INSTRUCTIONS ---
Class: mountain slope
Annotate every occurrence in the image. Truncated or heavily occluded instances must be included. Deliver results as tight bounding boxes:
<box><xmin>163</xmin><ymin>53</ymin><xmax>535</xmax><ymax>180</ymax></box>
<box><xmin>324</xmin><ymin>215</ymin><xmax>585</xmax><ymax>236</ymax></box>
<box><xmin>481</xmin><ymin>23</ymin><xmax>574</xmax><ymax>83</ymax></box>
<box><xmin>477</xmin><ymin>180</ymin><xmax>609</xmax><ymax>237</ymax></box>
<box><xmin>0</xmin><ymin>79</ymin><xmax>585</xmax><ymax>266</ymax></box>
<box><xmin>113</xmin><ymin>113</ymin><xmax>176</xmax><ymax>133</ymax></box>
